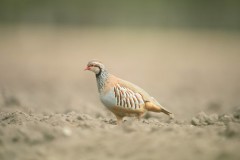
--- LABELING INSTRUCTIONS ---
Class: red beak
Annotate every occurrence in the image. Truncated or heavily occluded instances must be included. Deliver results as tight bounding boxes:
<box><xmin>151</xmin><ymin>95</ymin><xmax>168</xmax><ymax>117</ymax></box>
<box><xmin>84</xmin><ymin>66</ymin><xmax>90</xmax><ymax>71</ymax></box>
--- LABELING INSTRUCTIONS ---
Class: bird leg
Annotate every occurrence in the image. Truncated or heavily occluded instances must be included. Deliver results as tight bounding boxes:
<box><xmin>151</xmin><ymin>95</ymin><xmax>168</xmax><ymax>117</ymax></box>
<box><xmin>137</xmin><ymin>112</ymin><xmax>145</xmax><ymax>122</ymax></box>
<box><xmin>115</xmin><ymin>115</ymin><xmax>123</xmax><ymax>125</ymax></box>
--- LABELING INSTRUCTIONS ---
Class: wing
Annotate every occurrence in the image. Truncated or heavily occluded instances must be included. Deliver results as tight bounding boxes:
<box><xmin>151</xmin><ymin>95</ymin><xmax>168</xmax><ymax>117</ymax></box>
<box><xmin>113</xmin><ymin>84</ymin><xmax>145</xmax><ymax>110</ymax></box>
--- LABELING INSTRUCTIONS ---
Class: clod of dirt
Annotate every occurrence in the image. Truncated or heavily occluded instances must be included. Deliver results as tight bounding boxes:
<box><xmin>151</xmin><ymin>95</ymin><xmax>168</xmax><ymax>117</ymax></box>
<box><xmin>233</xmin><ymin>107</ymin><xmax>240</xmax><ymax>119</ymax></box>
<box><xmin>62</xmin><ymin>127</ymin><xmax>72</xmax><ymax>137</ymax></box>
<box><xmin>0</xmin><ymin>111</ymin><xmax>31</xmax><ymax>125</ymax></box>
<box><xmin>219</xmin><ymin>114</ymin><xmax>234</xmax><ymax>123</ymax></box>
<box><xmin>191</xmin><ymin>112</ymin><xmax>219</xmax><ymax>126</ymax></box>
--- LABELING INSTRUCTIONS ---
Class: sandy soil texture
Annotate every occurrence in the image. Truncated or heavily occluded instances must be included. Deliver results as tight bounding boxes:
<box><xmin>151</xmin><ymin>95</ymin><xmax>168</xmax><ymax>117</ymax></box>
<box><xmin>0</xmin><ymin>26</ymin><xmax>240</xmax><ymax>160</ymax></box>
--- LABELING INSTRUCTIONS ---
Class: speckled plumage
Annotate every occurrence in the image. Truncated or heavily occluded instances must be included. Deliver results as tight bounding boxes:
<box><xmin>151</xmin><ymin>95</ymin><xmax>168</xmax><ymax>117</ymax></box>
<box><xmin>85</xmin><ymin>60</ymin><xmax>174</xmax><ymax>124</ymax></box>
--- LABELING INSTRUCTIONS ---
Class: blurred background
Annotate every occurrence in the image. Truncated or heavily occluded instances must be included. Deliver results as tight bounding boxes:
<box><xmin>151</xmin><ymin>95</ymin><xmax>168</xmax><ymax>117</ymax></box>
<box><xmin>1</xmin><ymin>0</ymin><xmax>240</xmax><ymax>29</ymax></box>
<box><xmin>0</xmin><ymin>0</ymin><xmax>240</xmax><ymax>119</ymax></box>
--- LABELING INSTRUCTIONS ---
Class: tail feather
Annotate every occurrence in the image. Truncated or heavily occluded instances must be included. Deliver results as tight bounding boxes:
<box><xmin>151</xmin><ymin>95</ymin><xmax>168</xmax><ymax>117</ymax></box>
<box><xmin>161</xmin><ymin>107</ymin><xmax>174</xmax><ymax>119</ymax></box>
<box><xmin>161</xmin><ymin>107</ymin><xmax>171</xmax><ymax>115</ymax></box>
<box><xmin>145</xmin><ymin>101</ymin><xmax>174</xmax><ymax>119</ymax></box>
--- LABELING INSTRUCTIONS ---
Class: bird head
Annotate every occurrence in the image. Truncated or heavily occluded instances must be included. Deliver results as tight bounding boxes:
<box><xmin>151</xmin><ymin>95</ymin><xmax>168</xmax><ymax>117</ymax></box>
<box><xmin>84</xmin><ymin>60</ymin><xmax>105</xmax><ymax>75</ymax></box>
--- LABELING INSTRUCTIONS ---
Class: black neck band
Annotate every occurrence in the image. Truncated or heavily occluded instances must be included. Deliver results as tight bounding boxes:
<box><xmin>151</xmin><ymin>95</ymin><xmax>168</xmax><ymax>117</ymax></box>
<box><xmin>96</xmin><ymin>67</ymin><xmax>102</xmax><ymax>77</ymax></box>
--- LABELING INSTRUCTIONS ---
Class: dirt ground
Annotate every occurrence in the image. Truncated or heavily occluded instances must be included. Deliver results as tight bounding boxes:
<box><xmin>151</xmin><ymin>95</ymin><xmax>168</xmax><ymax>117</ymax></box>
<box><xmin>0</xmin><ymin>26</ymin><xmax>240</xmax><ymax>160</ymax></box>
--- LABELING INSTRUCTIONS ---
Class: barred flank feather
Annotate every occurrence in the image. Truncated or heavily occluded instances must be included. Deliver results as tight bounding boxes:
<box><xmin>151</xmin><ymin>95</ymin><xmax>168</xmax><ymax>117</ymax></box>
<box><xmin>113</xmin><ymin>84</ymin><xmax>143</xmax><ymax>110</ymax></box>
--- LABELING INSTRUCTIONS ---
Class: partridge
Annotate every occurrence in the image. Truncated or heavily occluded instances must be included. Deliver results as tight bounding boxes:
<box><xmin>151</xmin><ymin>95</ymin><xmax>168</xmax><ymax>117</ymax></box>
<box><xmin>84</xmin><ymin>60</ymin><xmax>174</xmax><ymax>124</ymax></box>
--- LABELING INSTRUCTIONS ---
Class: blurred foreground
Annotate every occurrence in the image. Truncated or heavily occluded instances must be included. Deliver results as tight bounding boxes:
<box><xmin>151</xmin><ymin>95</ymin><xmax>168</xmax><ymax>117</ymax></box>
<box><xmin>0</xmin><ymin>26</ymin><xmax>240</xmax><ymax>160</ymax></box>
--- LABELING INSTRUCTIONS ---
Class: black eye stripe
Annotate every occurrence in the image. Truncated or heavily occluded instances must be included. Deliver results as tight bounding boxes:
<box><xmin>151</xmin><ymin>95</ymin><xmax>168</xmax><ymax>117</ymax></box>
<box><xmin>89</xmin><ymin>64</ymin><xmax>100</xmax><ymax>68</ymax></box>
